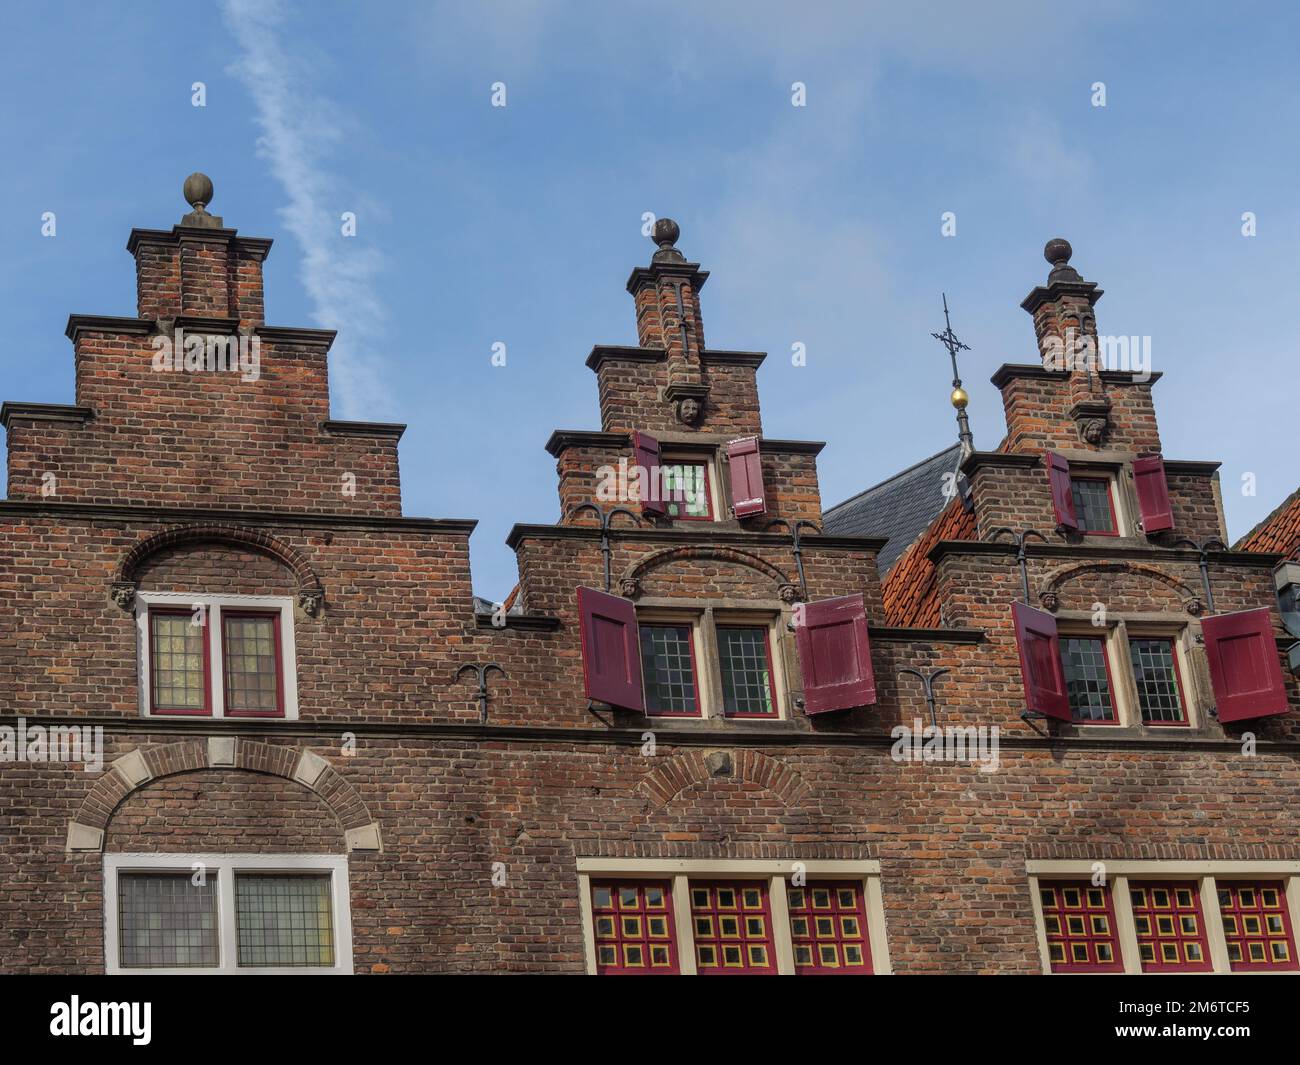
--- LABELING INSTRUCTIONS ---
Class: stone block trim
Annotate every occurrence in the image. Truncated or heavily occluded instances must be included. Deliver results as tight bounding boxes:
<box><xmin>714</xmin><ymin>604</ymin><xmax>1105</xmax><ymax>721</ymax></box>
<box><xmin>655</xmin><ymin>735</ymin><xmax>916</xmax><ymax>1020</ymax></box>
<box><xmin>66</xmin><ymin>739</ymin><xmax>377</xmax><ymax>851</ymax></box>
<box><xmin>638</xmin><ymin>749</ymin><xmax>811</xmax><ymax>809</ymax></box>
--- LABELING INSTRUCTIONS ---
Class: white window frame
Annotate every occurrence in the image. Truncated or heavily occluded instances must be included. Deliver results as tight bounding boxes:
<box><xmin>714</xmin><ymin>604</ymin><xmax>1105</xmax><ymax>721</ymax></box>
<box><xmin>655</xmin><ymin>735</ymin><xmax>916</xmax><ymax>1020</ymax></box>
<box><xmin>1027</xmin><ymin>860</ymin><xmax>1300</xmax><ymax>975</ymax></box>
<box><xmin>575</xmin><ymin>857</ymin><xmax>890</xmax><ymax>974</ymax></box>
<box><xmin>104</xmin><ymin>852</ymin><xmax>352</xmax><ymax>975</ymax></box>
<box><xmin>136</xmin><ymin>592</ymin><xmax>299</xmax><ymax>720</ymax></box>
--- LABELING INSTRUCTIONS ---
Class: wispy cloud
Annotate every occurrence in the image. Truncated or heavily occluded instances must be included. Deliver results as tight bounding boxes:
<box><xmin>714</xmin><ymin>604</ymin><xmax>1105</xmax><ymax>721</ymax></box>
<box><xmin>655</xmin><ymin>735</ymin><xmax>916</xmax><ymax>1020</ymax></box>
<box><xmin>222</xmin><ymin>0</ymin><xmax>393</xmax><ymax>419</ymax></box>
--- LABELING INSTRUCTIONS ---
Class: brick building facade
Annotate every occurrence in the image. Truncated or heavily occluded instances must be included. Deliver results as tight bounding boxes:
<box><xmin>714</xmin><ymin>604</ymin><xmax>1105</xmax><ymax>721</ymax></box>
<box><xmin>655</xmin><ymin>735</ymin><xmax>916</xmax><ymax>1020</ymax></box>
<box><xmin>2</xmin><ymin>180</ymin><xmax>1298</xmax><ymax>975</ymax></box>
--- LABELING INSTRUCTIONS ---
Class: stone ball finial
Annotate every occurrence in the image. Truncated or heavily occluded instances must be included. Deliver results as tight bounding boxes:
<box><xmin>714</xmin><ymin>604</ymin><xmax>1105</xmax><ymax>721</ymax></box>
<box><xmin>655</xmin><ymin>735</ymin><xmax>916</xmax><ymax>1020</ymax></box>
<box><xmin>1044</xmin><ymin>237</ymin><xmax>1072</xmax><ymax>266</ymax></box>
<box><xmin>184</xmin><ymin>172</ymin><xmax>214</xmax><ymax>211</ymax></box>
<box><xmin>652</xmin><ymin>217</ymin><xmax>680</xmax><ymax>249</ymax></box>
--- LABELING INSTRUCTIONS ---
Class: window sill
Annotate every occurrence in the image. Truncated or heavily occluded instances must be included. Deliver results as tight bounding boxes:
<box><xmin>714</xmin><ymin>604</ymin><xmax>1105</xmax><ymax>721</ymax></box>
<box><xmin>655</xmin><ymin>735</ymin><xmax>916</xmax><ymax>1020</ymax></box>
<box><xmin>637</xmin><ymin>715</ymin><xmax>800</xmax><ymax>733</ymax></box>
<box><xmin>1065</xmin><ymin>722</ymin><xmax>1219</xmax><ymax>741</ymax></box>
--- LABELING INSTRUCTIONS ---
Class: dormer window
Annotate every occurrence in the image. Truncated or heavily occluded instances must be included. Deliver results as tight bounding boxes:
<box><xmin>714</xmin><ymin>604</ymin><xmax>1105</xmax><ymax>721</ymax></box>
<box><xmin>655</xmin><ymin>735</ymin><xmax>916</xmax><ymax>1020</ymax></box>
<box><xmin>137</xmin><ymin>593</ymin><xmax>298</xmax><ymax>719</ymax></box>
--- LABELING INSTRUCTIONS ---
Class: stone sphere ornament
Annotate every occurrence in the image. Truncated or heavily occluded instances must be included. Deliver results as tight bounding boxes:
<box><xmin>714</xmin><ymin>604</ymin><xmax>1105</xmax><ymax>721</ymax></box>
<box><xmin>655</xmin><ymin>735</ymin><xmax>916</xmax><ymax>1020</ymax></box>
<box><xmin>1044</xmin><ymin>237</ymin><xmax>1072</xmax><ymax>265</ymax></box>
<box><xmin>652</xmin><ymin>217</ymin><xmax>680</xmax><ymax>248</ymax></box>
<box><xmin>184</xmin><ymin>172</ymin><xmax>214</xmax><ymax>210</ymax></box>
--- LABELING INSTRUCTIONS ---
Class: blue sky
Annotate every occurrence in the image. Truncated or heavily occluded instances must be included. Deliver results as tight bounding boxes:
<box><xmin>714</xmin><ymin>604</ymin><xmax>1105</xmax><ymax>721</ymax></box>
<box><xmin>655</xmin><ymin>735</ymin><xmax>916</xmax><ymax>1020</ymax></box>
<box><xmin>1</xmin><ymin>1</ymin><xmax>1295</xmax><ymax>598</ymax></box>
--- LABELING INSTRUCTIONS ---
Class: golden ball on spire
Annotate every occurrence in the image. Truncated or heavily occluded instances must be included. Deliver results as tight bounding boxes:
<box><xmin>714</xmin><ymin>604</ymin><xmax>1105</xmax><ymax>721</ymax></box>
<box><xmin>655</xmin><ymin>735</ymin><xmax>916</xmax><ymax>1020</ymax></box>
<box><xmin>951</xmin><ymin>386</ymin><xmax>969</xmax><ymax>410</ymax></box>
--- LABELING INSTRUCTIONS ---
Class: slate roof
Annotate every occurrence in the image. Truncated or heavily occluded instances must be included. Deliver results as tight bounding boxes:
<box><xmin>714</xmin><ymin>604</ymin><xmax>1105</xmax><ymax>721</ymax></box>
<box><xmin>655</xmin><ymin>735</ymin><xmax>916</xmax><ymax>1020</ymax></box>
<box><xmin>822</xmin><ymin>444</ymin><xmax>965</xmax><ymax>574</ymax></box>
<box><xmin>1236</xmin><ymin>486</ymin><xmax>1300</xmax><ymax>558</ymax></box>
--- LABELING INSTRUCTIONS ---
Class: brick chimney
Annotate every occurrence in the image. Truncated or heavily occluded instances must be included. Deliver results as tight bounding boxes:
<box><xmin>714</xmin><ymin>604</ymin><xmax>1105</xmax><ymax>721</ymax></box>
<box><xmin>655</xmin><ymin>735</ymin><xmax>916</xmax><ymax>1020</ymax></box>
<box><xmin>126</xmin><ymin>172</ymin><xmax>272</xmax><ymax>326</ymax></box>
<box><xmin>1019</xmin><ymin>238</ymin><xmax>1112</xmax><ymax>446</ymax></box>
<box><xmin>586</xmin><ymin>220</ymin><xmax>763</xmax><ymax>437</ymax></box>
<box><xmin>625</xmin><ymin>218</ymin><xmax>709</xmax><ymax>419</ymax></box>
<box><xmin>983</xmin><ymin>238</ymin><xmax>1161</xmax><ymax>457</ymax></box>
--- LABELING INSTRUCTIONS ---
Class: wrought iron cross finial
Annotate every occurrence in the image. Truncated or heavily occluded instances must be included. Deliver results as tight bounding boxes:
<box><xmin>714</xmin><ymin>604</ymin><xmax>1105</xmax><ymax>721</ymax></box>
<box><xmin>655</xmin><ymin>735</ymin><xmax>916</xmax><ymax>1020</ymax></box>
<box><xmin>931</xmin><ymin>293</ymin><xmax>975</xmax><ymax>455</ymax></box>
<box><xmin>931</xmin><ymin>293</ymin><xmax>969</xmax><ymax>376</ymax></box>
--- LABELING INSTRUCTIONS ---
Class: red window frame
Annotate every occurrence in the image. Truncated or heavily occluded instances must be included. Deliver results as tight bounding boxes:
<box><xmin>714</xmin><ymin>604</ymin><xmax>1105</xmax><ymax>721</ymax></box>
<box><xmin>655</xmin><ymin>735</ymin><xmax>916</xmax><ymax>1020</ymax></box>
<box><xmin>689</xmin><ymin>880</ymin><xmax>777</xmax><ymax>975</ymax></box>
<box><xmin>590</xmin><ymin>880</ymin><xmax>679</xmax><ymax>975</ymax></box>
<box><xmin>639</xmin><ymin>621</ymin><xmax>702</xmax><ymax>718</ymax></box>
<box><xmin>147</xmin><ymin>606</ymin><xmax>212</xmax><ymax>717</ymax></box>
<box><xmin>662</xmin><ymin>458</ymin><xmax>713</xmax><ymax>521</ymax></box>
<box><xmin>219</xmin><ymin>608</ymin><xmax>286</xmax><ymax>719</ymax></box>
<box><xmin>1129</xmin><ymin>881</ymin><xmax>1213</xmax><ymax>972</ymax></box>
<box><xmin>717</xmin><ymin>624</ymin><xmax>780</xmax><ymax>719</ymax></box>
<box><xmin>787</xmin><ymin>880</ymin><xmax>872</xmax><ymax>974</ymax></box>
<box><xmin>1039</xmin><ymin>881</ymin><xmax>1124</xmax><ymax>972</ymax></box>
<box><xmin>1070</xmin><ymin>476</ymin><xmax>1119</xmax><ymax>536</ymax></box>
<box><xmin>1128</xmin><ymin>636</ymin><xmax>1189</xmax><ymax>727</ymax></box>
<box><xmin>1218</xmin><ymin>881</ymin><xmax>1299</xmax><ymax>972</ymax></box>
<box><xmin>1059</xmin><ymin>634</ymin><xmax>1120</xmax><ymax>725</ymax></box>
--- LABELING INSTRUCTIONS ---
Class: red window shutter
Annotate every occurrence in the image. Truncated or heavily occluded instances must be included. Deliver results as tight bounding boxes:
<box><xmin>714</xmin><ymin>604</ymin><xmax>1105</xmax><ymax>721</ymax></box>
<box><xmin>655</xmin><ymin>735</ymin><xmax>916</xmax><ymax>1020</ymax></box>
<box><xmin>1201</xmin><ymin>607</ymin><xmax>1289</xmax><ymax>722</ymax></box>
<box><xmin>726</xmin><ymin>436</ymin><xmax>767</xmax><ymax>518</ymax></box>
<box><xmin>577</xmin><ymin>587</ymin><xmax>644</xmax><ymax>711</ymax></box>
<box><xmin>1133</xmin><ymin>454</ymin><xmax>1174</xmax><ymax>533</ymax></box>
<box><xmin>632</xmin><ymin>431</ymin><xmax>665</xmax><ymax>517</ymax></box>
<box><xmin>1046</xmin><ymin>452</ymin><xmax>1078</xmax><ymax>532</ymax></box>
<box><xmin>794</xmin><ymin>593</ymin><xmax>876</xmax><ymax>714</ymax></box>
<box><xmin>1012</xmin><ymin>601</ymin><xmax>1071</xmax><ymax>720</ymax></box>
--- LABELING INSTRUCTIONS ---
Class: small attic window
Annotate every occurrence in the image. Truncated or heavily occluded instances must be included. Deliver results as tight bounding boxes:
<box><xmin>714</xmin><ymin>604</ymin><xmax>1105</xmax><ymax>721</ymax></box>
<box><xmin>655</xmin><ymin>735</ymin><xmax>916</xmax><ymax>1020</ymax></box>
<box><xmin>662</xmin><ymin>459</ymin><xmax>713</xmax><ymax>520</ymax></box>
<box><xmin>1069</xmin><ymin>476</ymin><xmax>1118</xmax><ymax>535</ymax></box>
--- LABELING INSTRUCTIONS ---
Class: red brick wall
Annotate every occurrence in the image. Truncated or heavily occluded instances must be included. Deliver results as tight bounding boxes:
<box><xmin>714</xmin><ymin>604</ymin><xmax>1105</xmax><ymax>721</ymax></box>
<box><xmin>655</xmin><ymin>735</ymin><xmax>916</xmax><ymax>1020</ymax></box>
<box><xmin>3</xmin><ymin>202</ymin><xmax>1298</xmax><ymax>977</ymax></box>
<box><xmin>998</xmin><ymin>372</ymin><xmax>1161</xmax><ymax>455</ymax></box>
<box><xmin>5</xmin><ymin>731</ymin><xmax>1300</xmax><ymax>973</ymax></box>
<box><xmin>4</xmin><ymin>329</ymin><xmax>402</xmax><ymax>513</ymax></box>
<box><xmin>592</xmin><ymin>353</ymin><xmax>763</xmax><ymax>437</ymax></box>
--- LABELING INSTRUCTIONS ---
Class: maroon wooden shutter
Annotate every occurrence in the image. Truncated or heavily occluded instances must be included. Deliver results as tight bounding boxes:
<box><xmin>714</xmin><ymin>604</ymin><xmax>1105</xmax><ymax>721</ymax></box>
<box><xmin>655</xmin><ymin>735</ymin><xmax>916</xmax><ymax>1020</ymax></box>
<box><xmin>1133</xmin><ymin>454</ymin><xmax>1174</xmax><ymax>534</ymax></box>
<box><xmin>1011</xmin><ymin>601</ymin><xmax>1071</xmax><ymax>720</ymax></box>
<box><xmin>794</xmin><ymin>594</ymin><xmax>876</xmax><ymax>714</ymax></box>
<box><xmin>631</xmin><ymin>431</ymin><xmax>665</xmax><ymax>517</ymax></box>
<box><xmin>1201</xmin><ymin>607</ymin><xmax>1289</xmax><ymax>722</ymax></box>
<box><xmin>1046</xmin><ymin>452</ymin><xmax>1078</xmax><ymax>532</ymax></box>
<box><xmin>577</xmin><ymin>587</ymin><xmax>644</xmax><ymax>711</ymax></box>
<box><xmin>726</xmin><ymin>436</ymin><xmax>767</xmax><ymax>518</ymax></box>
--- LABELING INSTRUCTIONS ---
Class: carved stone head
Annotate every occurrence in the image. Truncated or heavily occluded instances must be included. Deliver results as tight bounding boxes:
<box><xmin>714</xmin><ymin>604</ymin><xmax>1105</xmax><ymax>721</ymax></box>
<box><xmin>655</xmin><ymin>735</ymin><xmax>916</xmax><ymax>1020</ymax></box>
<box><xmin>1079</xmin><ymin>417</ymin><xmax>1107</xmax><ymax>446</ymax></box>
<box><xmin>676</xmin><ymin>397</ymin><xmax>702</xmax><ymax>426</ymax></box>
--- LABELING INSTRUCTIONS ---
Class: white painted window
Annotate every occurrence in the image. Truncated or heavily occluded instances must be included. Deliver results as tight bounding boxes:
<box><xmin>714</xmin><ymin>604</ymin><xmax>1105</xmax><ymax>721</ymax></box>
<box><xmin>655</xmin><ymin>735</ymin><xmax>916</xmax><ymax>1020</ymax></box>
<box><xmin>135</xmin><ymin>593</ymin><xmax>299</xmax><ymax>720</ymax></box>
<box><xmin>104</xmin><ymin>853</ymin><xmax>351</xmax><ymax>975</ymax></box>
<box><xmin>576</xmin><ymin>858</ymin><xmax>889</xmax><ymax>975</ymax></box>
